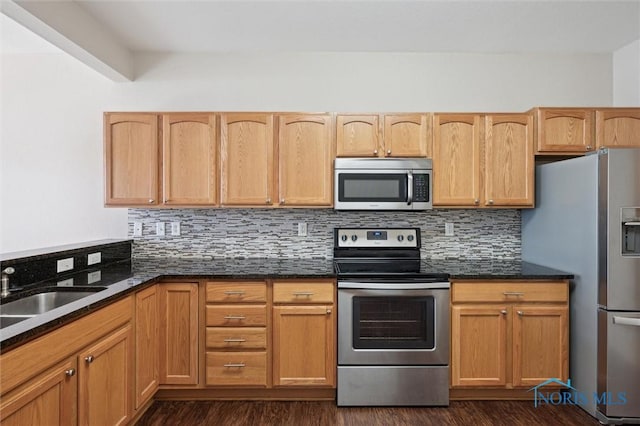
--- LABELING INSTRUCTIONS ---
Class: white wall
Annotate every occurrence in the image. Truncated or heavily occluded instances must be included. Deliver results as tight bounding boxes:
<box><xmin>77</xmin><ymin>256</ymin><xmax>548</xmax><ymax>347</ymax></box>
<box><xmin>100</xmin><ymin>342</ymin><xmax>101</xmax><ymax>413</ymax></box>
<box><xmin>613</xmin><ymin>39</ymin><xmax>640</xmax><ymax>106</ymax></box>
<box><xmin>1</xmin><ymin>50</ymin><xmax>614</xmax><ymax>253</ymax></box>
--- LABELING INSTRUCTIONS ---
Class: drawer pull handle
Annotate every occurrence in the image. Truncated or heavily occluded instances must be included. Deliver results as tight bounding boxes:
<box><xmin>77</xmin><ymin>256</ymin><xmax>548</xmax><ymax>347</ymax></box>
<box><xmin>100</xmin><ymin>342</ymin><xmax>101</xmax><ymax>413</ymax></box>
<box><xmin>517</xmin><ymin>311</ymin><xmax>524</xmax><ymax>316</ymax></box>
<box><xmin>223</xmin><ymin>363</ymin><xmax>246</xmax><ymax>368</ymax></box>
<box><xmin>500</xmin><ymin>310</ymin><xmax>507</xmax><ymax>315</ymax></box>
<box><xmin>223</xmin><ymin>338</ymin><xmax>247</xmax><ymax>343</ymax></box>
<box><xmin>293</xmin><ymin>292</ymin><xmax>314</xmax><ymax>297</ymax></box>
<box><xmin>223</xmin><ymin>290</ymin><xmax>246</xmax><ymax>295</ymax></box>
<box><xmin>223</xmin><ymin>315</ymin><xmax>246</xmax><ymax>320</ymax></box>
<box><xmin>503</xmin><ymin>292</ymin><xmax>524</xmax><ymax>296</ymax></box>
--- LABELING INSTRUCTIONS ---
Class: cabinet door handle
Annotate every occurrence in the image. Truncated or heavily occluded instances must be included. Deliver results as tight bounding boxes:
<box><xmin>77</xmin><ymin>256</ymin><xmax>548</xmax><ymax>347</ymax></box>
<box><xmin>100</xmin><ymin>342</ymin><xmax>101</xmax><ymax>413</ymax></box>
<box><xmin>266</xmin><ymin>198</ymin><xmax>271</xmax><ymax>205</ymax></box>
<box><xmin>85</xmin><ymin>355</ymin><xmax>94</xmax><ymax>364</ymax></box>
<box><xmin>280</xmin><ymin>198</ymin><xmax>285</xmax><ymax>204</ymax></box>
<box><xmin>223</xmin><ymin>290</ymin><xmax>246</xmax><ymax>296</ymax></box>
<box><xmin>517</xmin><ymin>311</ymin><xmax>524</xmax><ymax>316</ymax></box>
<box><xmin>373</xmin><ymin>149</ymin><xmax>378</xmax><ymax>155</ymax></box>
<box><xmin>223</xmin><ymin>363</ymin><xmax>246</xmax><ymax>368</ymax></box>
<box><xmin>503</xmin><ymin>292</ymin><xmax>524</xmax><ymax>296</ymax></box>
<box><xmin>387</xmin><ymin>149</ymin><xmax>392</xmax><ymax>155</ymax></box>
<box><xmin>488</xmin><ymin>199</ymin><xmax>494</xmax><ymax>205</ymax></box>
<box><xmin>223</xmin><ymin>338</ymin><xmax>247</xmax><ymax>343</ymax></box>
<box><xmin>65</xmin><ymin>368</ymin><xmax>76</xmax><ymax>377</ymax></box>
<box><xmin>223</xmin><ymin>315</ymin><xmax>246</xmax><ymax>320</ymax></box>
<box><xmin>293</xmin><ymin>292</ymin><xmax>314</xmax><ymax>297</ymax></box>
<box><xmin>148</xmin><ymin>199</ymin><xmax>154</xmax><ymax>204</ymax></box>
<box><xmin>500</xmin><ymin>310</ymin><xmax>507</xmax><ymax>315</ymax></box>
<box><xmin>474</xmin><ymin>199</ymin><xmax>480</xmax><ymax>205</ymax></box>
<box><xmin>326</xmin><ymin>309</ymin><xmax>332</xmax><ymax>314</ymax></box>
<box><xmin>586</xmin><ymin>145</ymin><xmax>592</xmax><ymax>150</ymax></box>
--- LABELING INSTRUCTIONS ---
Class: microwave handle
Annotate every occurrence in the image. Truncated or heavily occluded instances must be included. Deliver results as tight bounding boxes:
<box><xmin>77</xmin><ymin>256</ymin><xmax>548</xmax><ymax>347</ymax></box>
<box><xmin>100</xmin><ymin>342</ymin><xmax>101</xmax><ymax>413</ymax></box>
<box><xmin>407</xmin><ymin>171</ymin><xmax>413</xmax><ymax>205</ymax></box>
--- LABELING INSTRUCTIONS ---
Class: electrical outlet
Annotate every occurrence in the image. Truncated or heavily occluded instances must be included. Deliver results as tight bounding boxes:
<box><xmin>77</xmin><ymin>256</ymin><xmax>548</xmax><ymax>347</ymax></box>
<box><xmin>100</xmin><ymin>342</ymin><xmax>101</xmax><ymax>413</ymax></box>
<box><xmin>57</xmin><ymin>278</ymin><xmax>74</xmax><ymax>287</ymax></box>
<box><xmin>171</xmin><ymin>222</ymin><xmax>181</xmax><ymax>236</ymax></box>
<box><xmin>57</xmin><ymin>258</ymin><xmax>74</xmax><ymax>273</ymax></box>
<box><xmin>445</xmin><ymin>222</ymin><xmax>455</xmax><ymax>237</ymax></box>
<box><xmin>87</xmin><ymin>252</ymin><xmax>101</xmax><ymax>265</ymax></box>
<box><xmin>87</xmin><ymin>270</ymin><xmax>101</xmax><ymax>284</ymax></box>
<box><xmin>298</xmin><ymin>222</ymin><xmax>308</xmax><ymax>237</ymax></box>
<box><xmin>156</xmin><ymin>222</ymin><xmax>165</xmax><ymax>236</ymax></box>
<box><xmin>133</xmin><ymin>222</ymin><xmax>143</xmax><ymax>237</ymax></box>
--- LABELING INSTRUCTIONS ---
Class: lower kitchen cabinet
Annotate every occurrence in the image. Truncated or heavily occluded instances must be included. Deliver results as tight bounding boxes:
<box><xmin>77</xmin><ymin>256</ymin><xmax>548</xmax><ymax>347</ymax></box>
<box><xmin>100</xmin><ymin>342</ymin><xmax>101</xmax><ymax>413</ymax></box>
<box><xmin>159</xmin><ymin>282</ymin><xmax>199</xmax><ymax>385</ymax></box>
<box><xmin>78</xmin><ymin>324</ymin><xmax>134</xmax><ymax>426</ymax></box>
<box><xmin>272</xmin><ymin>281</ymin><xmax>336</xmax><ymax>387</ymax></box>
<box><xmin>450</xmin><ymin>281</ymin><xmax>569</xmax><ymax>390</ymax></box>
<box><xmin>135</xmin><ymin>285</ymin><xmax>159</xmax><ymax>409</ymax></box>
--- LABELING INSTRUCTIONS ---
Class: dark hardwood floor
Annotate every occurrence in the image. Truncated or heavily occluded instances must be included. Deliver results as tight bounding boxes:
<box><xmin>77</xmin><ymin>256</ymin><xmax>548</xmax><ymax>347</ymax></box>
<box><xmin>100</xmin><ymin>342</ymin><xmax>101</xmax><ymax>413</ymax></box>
<box><xmin>136</xmin><ymin>400</ymin><xmax>600</xmax><ymax>426</ymax></box>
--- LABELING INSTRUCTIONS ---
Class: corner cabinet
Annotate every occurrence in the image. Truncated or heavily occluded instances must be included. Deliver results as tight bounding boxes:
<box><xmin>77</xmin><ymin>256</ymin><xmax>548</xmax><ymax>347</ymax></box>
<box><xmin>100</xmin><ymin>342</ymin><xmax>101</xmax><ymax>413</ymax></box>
<box><xmin>272</xmin><ymin>281</ymin><xmax>336</xmax><ymax>387</ymax></box>
<box><xmin>278</xmin><ymin>114</ymin><xmax>334</xmax><ymax>206</ymax></box>
<box><xmin>336</xmin><ymin>113</ymin><xmax>431</xmax><ymax>158</ymax></box>
<box><xmin>450</xmin><ymin>281</ymin><xmax>569</xmax><ymax>391</ymax></box>
<box><xmin>104</xmin><ymin>113</ymin><xmax>160</xmax><ymax>206</ymax></box>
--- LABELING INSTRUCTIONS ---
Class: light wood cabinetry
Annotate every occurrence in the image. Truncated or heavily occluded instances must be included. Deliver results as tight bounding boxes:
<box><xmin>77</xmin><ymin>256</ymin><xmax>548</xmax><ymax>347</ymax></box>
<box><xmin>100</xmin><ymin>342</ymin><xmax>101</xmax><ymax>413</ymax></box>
<box><xmin>0</xmin><ymin>297</ymin><xmax>133</xmax><ymax>426</ymax></box>
<box><xmin>433</xmin><ymin>113</ymin><xmax>533</xmax><ymax>208</ymax></box>
<box><xmin>159</xmin><ymin>283</ymin><xmax>199</xmax><ymax>385</ymax></box>
<box><xmin>450</xmin><ymin>281</ymin><xmax>569</xmax><ymax>389</ymax></box>
<box><xmin>272</xmin><ymin>281</ymin><xmax>335</xmax><ymax>387</ymax></box>
<box><xmin>205</xmin><ymin>281</ymin><xmax>268</xmax><ymax>387</ymax></box>
<box><xmin>105</xmin><ymin>113</ymin><xmax>159</xmax><ymax>206</ymax></box>
<box><xmin>135</xmin><ymin>285</ymin><xmax>159</xmax><ymax>410</ymax></box>
<box><xmin>595</xmin><ymin>108</ymin><xmax>640</xmax><ymax>149</ymax></box>
<box><xmin>78</xmin><ymin>324</ymin><xmax>133</xmax><ymax>426</ymax></box>
<box><xmin>162</xmin><ymin>113</ymin><xmax>217</xmax><ymax>205</ymax></box>
<box><xmin>336</xmin><ymin>114</ymin><xmax>430</xmax><ymax>157</ymax></box>
<box><xmin>533</xmin><ymin>108</ymin><xmax>594</xmax><ymax>154</ymax></box>
<box><xmin>278</xmin><ymin>114</ymin><xmax>334</xmax><ymax>206</ymax></box>
<box><xmin>220</xmin><ymin>114</ymin><xmax>275</xmax><ymax>206</ymax></box>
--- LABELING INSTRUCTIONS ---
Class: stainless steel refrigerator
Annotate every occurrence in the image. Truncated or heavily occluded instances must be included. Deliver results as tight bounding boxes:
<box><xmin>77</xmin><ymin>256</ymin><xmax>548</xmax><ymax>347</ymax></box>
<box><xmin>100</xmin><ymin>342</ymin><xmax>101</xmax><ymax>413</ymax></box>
<box><xmin>522</xmin><ymin>148</ymin><xmax>640</xmax><ymax>424</ymax></box>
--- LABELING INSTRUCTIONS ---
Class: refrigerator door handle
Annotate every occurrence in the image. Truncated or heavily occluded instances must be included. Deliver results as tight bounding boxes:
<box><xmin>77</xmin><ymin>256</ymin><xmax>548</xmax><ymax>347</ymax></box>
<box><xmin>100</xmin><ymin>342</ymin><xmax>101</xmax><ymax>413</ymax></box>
<box><xmin>612</xmin><ymin>316</ymin><xmax>640</xmax><ymax>327</ymax></box>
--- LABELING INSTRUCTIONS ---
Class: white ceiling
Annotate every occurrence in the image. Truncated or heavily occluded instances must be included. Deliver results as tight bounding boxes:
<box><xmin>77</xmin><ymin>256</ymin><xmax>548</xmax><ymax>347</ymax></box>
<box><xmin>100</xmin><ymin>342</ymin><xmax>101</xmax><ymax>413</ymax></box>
<box><xmin>2</xmin><ymin>1</ymin><xmax>639</xmax><ymax>81</ymax></box>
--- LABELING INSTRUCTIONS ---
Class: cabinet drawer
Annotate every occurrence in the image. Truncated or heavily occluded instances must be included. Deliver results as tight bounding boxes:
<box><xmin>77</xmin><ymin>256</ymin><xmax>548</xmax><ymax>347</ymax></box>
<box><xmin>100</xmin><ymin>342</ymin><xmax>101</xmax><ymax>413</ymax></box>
<box><xmin>452</xmin><ymin>282</ymin><xmax>568</xmax><ymax>303</ymax></box>
<box><xmin>273</xmin><ymin>282</ymin><xmax>334</xmax><ymax>304</ymax></box>
<box><xmin>206</xmin><ymin>327</ymin><xmax>266</xmax><ymax>349</ymax></box>
<box><xmin>206</xmin><ymin>282</ymin><xmax>267</xmax><ymax>303</ymax></box>
<box><xmin>206</xmin><ymin>351</ymin><xmax>267</xmax><ymax>386</ymax></box>
<box><xmin>206</xmin><ymin>305</ymin><xmax>267</xmax><ymax>326</ymax></box>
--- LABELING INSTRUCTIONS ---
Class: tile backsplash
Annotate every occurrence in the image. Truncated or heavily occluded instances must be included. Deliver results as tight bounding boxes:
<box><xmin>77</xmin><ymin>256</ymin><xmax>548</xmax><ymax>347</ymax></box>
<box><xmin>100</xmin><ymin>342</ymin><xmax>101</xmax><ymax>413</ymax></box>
<box><xmin>128</xmin><ymin>209</ymin><xmax>521</xmax><ymax>260</ymax></box>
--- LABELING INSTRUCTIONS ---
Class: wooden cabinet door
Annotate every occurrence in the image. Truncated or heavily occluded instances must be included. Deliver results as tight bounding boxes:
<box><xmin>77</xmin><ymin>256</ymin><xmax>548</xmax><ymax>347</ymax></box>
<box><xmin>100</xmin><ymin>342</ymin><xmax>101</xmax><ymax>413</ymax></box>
<box><xmin>512</xmin><ymin>306</ymin><xmax>569</xmax><ymax>387</ymax></box>
<box><xmin>484</xmin><ymin>114</ymin><xmax>534</xmax><ymax>207</ymax></box>
<box><xmin>272</xmin><ymin>305</ymin><xmax>335</xmax><ymax>387</ymax></box>
<box><xmin>278</xmin><ymin>114</ymin><xmax>334</xmax><ymax>206</ymax></box>
<box><xmin>135</xmin><ymin>285</ymin><xmax>159</xmax><ymax>410</ymax></box>
<box><xmin>162</xmin><ymin>113</ymin><xmax>217</xmax><ymax>205</ymax></box>
<box><xmin>105</xmin><ymin>113</ymin><xmax>159</xmax><ymax>205</ymax></box>
<box><xmin>220</xmin><ymin>114</ymin><xmax>275</xmax><ymax>206</ymax></box>
<box><xmin>451</xmin><ymin>305</ymin><xmax>507</xmax><ymax>387</ymax></box>
<box><xmin>336</xmin><ymin>114</ymin><xmax>380</xmax><ymax>157</ymax></box>
<box><xmin>596</xmin><ymin>108</ymin><xmax>640</xmax><ymax>148</ymax></box>
<box><xmin>0</xmin><ymin>359</ymin><xmax>77</xmax><ymax>426</ymax></box>
<box><xmin>78</xmin><ymin>324</ymin><xmax>133</xmax><ymax>426</ymax></box>
<box><xmin>383</xmin><ymin>114</ymin><xmax>430</xmax><ymax>157</ymax></box>
<box><xmin>535</xmin><ymin>108</ymin><xmax>594</xmax><ymax>153</ymax></box>
<box><xmin>433</xmin><ymin>114</ymin><xmax>482</xmax><ymax>206</ymax></box>
<box><xmin>159</xmin><ymin>283</ymin><xmax>199</xmax><ymax>385</ymax></box>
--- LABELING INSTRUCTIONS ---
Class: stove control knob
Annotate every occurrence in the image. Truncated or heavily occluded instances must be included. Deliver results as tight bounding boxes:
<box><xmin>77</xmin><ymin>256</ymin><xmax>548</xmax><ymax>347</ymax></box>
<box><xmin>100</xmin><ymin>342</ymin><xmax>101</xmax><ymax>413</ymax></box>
<box><xmin>351</xmin><ymin>235</ymin><xmax>358</xmax><ymax>242</ymax></box>
<box><xmin>341</xmin><ymin>234</ymin><xmax>348</xmax><ymax>242</ymax></box>
<box><xmin>397</xmin><ymin>235</ymin><xmax>404</xmax><ymax>242</ymax></box>
<box><xmin>407</xmin><ymin>235</ymin><xmax>414</xmax><ymax>242</ymax></box>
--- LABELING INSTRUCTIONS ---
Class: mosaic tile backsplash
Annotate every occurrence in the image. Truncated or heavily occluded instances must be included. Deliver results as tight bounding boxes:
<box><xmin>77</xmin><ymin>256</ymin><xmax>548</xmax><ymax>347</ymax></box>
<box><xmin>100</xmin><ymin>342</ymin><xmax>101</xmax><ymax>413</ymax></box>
<box><xmin>128</xmin><ymin>209</ymin><xmax>521</xmax><ymax>260</ymax></box>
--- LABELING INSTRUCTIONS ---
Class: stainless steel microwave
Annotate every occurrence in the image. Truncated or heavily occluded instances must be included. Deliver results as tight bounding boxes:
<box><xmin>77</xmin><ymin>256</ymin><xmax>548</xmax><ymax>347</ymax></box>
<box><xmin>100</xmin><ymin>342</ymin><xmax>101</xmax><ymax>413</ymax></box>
<box><xmin>334</xmin><ymin>158</ymin><xmax>432</xmax><ymax>210</ymax></box>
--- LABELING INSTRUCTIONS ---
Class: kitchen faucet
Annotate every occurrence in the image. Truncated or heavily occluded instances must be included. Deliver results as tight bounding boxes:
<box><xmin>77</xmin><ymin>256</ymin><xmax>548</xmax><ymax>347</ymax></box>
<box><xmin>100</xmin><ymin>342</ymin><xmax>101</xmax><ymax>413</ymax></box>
<box><xmin>1</xmin><ymin>267</ymin><xmax>15</xmax><ymax>298</ymax></box>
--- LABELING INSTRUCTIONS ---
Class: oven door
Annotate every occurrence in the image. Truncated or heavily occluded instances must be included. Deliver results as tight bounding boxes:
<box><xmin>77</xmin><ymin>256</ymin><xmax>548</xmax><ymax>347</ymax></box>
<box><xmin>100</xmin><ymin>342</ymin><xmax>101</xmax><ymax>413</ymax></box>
<box><xmin>338</xmin><ymin>282</ymin><xmax>449</xmax><ymax>366</ymax></box>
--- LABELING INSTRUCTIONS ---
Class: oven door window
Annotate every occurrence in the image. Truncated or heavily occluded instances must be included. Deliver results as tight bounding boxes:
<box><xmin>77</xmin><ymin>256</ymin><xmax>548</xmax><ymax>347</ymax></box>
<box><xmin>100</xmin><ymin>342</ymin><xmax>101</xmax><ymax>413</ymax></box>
<box><xmin>338</xmin><ymin>173</ymin><xmax>408</xmax><ymax>202</ymax></box>
<box><xmin>352</xmin><ymin>296</ymin><xmax>435</xmax><ymax>349</ymax></box>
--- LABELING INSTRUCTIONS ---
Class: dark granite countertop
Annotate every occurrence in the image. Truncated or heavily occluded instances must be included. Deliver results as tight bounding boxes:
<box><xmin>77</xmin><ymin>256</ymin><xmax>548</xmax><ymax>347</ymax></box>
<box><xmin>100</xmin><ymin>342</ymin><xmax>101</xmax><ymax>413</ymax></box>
<box><xmin>0</xmin><ymin>257</ymin><xmax>571</xmax><ymax>350</ymax></box>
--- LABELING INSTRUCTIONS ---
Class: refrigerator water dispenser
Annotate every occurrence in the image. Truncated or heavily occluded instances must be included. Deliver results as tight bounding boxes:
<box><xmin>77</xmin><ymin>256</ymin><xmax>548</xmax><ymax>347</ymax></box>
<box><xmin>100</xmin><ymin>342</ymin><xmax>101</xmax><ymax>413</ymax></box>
<box><xmin>622</xmin><ymin>207</ymin><xmax>640</xmax><ymax>256</ymax></box>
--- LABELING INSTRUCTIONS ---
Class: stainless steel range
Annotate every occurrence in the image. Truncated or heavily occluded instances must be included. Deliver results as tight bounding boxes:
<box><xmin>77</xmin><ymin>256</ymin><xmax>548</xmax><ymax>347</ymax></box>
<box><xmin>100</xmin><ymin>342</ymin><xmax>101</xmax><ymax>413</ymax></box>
<box><xmin>334</xmin><ymin>227</ymin><xmax>450</xmax><ymax>406</ymax></box>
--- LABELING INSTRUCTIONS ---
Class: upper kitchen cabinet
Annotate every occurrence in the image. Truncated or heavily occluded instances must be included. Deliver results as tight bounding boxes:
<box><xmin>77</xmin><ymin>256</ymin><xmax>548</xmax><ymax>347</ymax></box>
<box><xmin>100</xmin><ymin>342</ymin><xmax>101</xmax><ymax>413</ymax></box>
<box><xmin>220</xmin><ymin>114</ymin><xmax>275</xmax><ymax>206</ymax></box>
<box><xmin>278</xmin><ymin>114</ymin><xmax>334</xmax><ymax>206</ymax></box>
<box><xmin>595</xmin><ymin>108</ymin><xmax>640</xmax><ymax>149</ymax></box>
<box><xmin>104</xmin><ymin>113</ymin><xmax>159</xmax><ymax>206</ymax></box>
<box><xmin>533</xmin><ymin>108</ymin><xmax>594</xmax><ymax>154</ymax></box>
<box><xmin>484</xmin><ymin>114</ymin><xmax>534</xmax><ymax>207</ymax></box>
<box><xmin>162</xmin><ymin>113</ymin><xmax>217</xmax><ymax>206</ymax></box>
<box><xmin>432</xmin><ymin>114</ymin><xmax>482</xmax><ymax>207</ymax></box>
<box><xmin>336</xmin><ymin>114</ymin><xmax>431</xmax><ymax>158</ymax></box>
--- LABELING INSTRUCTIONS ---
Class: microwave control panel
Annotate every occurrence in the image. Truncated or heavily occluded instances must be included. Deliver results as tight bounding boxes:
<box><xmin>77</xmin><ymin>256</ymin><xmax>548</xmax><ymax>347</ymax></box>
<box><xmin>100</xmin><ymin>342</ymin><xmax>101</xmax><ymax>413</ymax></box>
<box><xmin>413</xmin><ymin>174</ymin><xmax>430</xmax><ymax>202</ymax></box>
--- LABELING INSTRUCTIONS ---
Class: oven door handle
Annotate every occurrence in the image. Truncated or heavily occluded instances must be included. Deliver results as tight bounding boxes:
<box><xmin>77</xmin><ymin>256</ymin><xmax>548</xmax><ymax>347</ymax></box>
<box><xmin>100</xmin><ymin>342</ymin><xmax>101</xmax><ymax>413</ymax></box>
<box><xmin>338</xmin><ymin>281</ymin><xmax>450</xmax><ymax>290</ymax></box>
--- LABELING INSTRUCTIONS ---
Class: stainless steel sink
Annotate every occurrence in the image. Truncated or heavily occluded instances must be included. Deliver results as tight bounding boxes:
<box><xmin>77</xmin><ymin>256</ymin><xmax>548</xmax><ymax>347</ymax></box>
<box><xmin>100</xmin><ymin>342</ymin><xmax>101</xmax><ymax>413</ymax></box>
<box><xmin>0</xmin><ymin>288</ymin><xmax>106</xmax><ymax>328</ymax></box>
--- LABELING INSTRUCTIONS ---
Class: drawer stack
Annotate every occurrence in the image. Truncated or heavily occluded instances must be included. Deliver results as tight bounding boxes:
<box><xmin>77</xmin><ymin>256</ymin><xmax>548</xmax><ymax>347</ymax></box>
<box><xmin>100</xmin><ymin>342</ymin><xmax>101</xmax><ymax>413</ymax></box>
<box><xmin>205</xmin><ymin>281</ymin><xmax>268</xmax><ymax>387</ymax></box>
